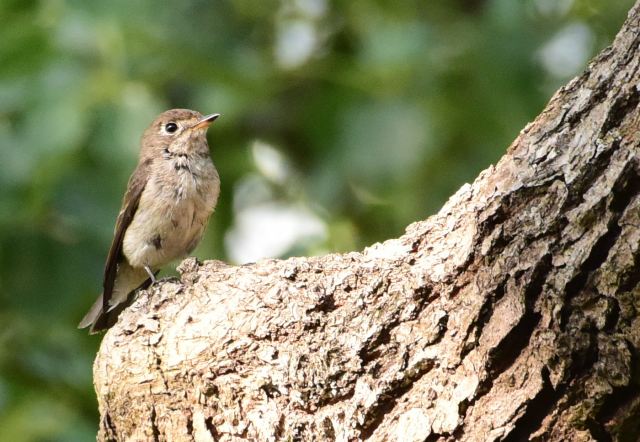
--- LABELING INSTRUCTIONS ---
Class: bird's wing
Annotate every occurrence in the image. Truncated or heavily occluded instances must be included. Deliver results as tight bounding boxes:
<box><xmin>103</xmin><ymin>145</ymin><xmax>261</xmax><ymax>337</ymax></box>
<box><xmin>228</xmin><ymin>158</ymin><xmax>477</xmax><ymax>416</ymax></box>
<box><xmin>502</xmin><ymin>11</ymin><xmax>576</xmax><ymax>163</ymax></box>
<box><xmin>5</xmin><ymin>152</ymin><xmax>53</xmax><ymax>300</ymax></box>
<box><xmin>102</xmin><ymin>159</ymin><xmax>151</xmax><ymax>312</ymax></box>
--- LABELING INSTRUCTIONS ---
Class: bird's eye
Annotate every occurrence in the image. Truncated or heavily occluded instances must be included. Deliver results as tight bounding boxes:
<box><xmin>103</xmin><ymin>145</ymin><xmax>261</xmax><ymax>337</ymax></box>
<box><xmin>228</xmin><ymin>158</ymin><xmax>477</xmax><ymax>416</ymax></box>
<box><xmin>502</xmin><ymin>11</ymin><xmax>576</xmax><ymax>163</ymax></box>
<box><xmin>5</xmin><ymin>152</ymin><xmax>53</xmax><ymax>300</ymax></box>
<box><xmin>165</xmin><ymin>122</ymin><xmax>178</xmax><ymax>133</ymax></box>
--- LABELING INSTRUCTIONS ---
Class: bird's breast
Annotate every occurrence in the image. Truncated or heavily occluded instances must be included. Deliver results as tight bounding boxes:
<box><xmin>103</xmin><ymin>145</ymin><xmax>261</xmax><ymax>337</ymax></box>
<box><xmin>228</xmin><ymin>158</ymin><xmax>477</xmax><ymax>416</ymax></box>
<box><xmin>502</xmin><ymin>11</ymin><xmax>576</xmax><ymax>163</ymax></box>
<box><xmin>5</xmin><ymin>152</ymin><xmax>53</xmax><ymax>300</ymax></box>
<box><xmin>122</xmin><ymin>156</ymin><xmax>220</xmax><ymax>268</ymax></box>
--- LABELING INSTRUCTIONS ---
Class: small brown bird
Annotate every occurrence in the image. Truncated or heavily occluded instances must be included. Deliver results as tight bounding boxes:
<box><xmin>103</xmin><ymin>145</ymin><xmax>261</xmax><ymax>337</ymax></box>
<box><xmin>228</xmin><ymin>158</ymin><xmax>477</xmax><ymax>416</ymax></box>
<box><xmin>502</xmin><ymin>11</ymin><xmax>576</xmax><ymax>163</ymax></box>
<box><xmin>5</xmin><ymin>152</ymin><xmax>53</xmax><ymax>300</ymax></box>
<box><xmin>79</xmin><ymin>109</ymin><xmax>221</xmax><ymax>334</ymax></box>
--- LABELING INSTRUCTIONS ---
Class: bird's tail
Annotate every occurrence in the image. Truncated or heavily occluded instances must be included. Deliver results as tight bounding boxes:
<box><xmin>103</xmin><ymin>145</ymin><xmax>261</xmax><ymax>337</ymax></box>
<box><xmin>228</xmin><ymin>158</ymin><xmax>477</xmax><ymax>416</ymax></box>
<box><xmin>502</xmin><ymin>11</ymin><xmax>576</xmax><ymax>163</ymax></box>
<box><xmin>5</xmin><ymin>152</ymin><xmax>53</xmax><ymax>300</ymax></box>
<box><xmin>78</xmin><ymin>294</ymin><xmax>105</xmax><ymax>331</ymax></box>
<box><xmin>77</xmin><ymin>290</ymin><xmax>138</xmax><ymax>334</ymax></box>
<box><xmin>78</xmin><ymin>276</ymin><xmax>154</xmax><ymax>334</ymax></box>
<box><xmin>78</xmin><ymin>262</ymin><xmax>154</xmax><ymax>334</ymax></box>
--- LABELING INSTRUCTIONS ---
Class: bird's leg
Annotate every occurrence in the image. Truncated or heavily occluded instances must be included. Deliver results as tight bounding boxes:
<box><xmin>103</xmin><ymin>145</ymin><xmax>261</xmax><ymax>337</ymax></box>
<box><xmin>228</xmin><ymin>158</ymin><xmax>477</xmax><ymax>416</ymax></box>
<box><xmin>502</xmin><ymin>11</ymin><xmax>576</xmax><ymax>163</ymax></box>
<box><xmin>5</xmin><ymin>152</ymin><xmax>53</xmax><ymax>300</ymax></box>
<box><xmin>144</xmin><ymin>265</ymin><xmax>157</xmax><ymax>284</ymax></box>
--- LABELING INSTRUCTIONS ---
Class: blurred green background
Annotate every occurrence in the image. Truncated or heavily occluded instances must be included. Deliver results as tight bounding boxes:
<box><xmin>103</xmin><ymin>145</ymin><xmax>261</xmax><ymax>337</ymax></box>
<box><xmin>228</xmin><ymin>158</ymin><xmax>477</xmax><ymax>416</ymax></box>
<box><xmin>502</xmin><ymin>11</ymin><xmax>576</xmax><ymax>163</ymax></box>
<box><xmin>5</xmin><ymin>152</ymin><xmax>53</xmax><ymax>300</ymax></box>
<box><xmin>0</xmin><ymin>0</ymin><xmax>634</xmax><ymax>439</ymax></box>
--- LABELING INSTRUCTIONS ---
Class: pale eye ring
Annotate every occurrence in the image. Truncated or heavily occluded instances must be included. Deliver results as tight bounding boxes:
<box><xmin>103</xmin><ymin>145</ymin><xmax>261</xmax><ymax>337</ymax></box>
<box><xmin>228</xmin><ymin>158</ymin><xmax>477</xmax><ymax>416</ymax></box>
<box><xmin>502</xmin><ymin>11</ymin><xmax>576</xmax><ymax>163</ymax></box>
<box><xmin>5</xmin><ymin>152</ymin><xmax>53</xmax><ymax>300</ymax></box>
<box><xmin>165</xmin><ymin>122</ymin><xmax>178</xmax><ymax>133</ymax></box>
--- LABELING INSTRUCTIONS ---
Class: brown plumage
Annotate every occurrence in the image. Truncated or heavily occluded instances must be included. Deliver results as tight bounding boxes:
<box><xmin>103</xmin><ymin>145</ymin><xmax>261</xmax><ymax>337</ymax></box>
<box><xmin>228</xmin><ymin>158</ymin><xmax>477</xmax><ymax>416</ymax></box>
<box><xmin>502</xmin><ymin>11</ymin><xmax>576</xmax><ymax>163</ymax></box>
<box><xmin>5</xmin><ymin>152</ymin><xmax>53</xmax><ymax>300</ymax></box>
<box><xmin>79</xmin><ymin>109</ymin><xmax>221</xmax><ymax>334</ymax></box>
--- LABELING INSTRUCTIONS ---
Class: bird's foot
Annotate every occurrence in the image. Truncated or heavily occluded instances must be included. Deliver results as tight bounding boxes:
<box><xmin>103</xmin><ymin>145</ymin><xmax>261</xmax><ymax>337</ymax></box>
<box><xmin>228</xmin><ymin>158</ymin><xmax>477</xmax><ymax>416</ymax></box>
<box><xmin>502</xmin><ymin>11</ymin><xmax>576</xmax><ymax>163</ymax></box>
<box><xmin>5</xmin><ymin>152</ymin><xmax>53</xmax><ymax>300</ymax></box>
<box><xmin>163</xmin><ymin>275</ymin><xmax>181</xmax><ymax>283</ymax></box>
<box><xmin>144</xmin><ymin>265</ymin><xmax>157</xmax><ymax>284</ymax></box>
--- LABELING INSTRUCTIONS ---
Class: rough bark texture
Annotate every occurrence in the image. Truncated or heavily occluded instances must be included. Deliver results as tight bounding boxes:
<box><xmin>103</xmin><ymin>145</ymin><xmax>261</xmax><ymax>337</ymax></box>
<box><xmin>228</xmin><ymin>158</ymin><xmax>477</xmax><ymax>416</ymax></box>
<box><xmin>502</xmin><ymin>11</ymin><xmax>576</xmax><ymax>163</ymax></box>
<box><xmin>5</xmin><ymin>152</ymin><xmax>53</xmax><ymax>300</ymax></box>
<box><xmin>95</xmin><ymin>5</ymin><xmax>640</xmax><ymax>441</ymax></box>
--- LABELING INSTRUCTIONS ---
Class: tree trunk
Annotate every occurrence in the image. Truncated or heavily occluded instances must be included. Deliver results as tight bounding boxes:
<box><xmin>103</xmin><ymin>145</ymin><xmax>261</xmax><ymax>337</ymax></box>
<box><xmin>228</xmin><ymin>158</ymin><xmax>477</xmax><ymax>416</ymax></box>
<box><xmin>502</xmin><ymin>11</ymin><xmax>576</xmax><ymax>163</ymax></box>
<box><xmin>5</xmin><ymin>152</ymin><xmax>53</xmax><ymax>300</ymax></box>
<box><xmin>94</xmin><ymin>4</ymin><xmax>640</xmax><ymax>441</ymax></box>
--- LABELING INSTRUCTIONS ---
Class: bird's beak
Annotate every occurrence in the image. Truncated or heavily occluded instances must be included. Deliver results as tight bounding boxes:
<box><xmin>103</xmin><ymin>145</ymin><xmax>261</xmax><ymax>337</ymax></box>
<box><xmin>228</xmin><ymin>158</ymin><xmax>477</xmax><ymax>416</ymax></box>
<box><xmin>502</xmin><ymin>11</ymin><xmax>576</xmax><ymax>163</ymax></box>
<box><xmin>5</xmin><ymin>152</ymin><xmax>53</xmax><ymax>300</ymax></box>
<box><xmin>192</xmin><ymin>113</ymin><xmax>220</xmax><ymax>130</ymax></box>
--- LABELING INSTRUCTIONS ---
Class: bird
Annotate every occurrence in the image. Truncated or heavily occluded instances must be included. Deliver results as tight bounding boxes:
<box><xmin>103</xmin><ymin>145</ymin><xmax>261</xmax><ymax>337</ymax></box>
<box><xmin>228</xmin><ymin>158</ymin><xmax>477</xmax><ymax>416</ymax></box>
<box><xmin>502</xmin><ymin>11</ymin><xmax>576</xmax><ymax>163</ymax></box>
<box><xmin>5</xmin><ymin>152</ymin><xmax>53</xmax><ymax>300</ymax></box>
<box><xmin>79</xmin><ymin>109</ymin><xmax>221</xmax><ymax>334</ymax></box>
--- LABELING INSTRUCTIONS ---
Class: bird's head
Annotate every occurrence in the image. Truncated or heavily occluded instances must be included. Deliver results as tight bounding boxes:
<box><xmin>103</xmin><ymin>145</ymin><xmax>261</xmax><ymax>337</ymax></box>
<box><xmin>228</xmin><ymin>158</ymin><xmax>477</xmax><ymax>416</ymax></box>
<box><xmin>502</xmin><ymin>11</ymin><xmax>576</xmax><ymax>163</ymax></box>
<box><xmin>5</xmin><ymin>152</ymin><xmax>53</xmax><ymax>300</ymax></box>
<box><xmin>140</xmin><ymin>109</ymin><xmax>220</xmax><ymax>158</ymax></box>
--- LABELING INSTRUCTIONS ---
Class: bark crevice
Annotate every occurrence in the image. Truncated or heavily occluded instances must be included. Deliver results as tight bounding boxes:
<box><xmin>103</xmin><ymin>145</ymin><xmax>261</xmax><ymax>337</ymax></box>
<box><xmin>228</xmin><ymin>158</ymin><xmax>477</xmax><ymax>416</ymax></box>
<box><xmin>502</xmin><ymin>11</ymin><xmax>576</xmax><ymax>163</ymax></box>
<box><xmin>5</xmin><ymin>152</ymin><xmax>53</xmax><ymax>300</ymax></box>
<box><xmin>502</xmin><ymin>368</ymin><xmax>560</xmax><ymax>442</ymax></box>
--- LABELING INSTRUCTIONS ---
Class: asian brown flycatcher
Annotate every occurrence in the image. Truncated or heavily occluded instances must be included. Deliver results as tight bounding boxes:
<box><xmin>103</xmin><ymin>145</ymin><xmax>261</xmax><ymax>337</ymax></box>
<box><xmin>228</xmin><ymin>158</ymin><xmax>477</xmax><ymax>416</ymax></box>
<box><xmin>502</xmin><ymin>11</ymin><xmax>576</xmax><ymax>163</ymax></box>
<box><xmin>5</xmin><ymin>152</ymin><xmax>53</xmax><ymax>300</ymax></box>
<box><xmin>79</xmin><ymin>109</ymin><xmax>221</xmax><ymax>334</ymax></box>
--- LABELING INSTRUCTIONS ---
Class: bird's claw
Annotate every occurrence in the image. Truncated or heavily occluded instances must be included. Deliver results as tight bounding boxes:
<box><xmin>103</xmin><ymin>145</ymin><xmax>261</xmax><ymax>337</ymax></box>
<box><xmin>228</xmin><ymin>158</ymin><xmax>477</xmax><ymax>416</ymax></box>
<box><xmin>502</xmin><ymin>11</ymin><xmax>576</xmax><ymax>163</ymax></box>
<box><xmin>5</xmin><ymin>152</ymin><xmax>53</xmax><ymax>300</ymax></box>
<box><xmin>144</xmin><ymin>265</ymin><xmax>157</xmax><ymax>284</ymax></box>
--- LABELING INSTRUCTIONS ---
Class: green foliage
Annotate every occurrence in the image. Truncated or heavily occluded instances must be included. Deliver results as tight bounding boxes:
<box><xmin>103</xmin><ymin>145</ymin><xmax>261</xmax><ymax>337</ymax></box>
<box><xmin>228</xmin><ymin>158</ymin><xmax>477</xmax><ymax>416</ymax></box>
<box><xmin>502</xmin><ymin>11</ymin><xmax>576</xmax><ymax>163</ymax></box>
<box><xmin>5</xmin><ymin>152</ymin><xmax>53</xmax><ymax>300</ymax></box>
<box><xmin>0</xmin><ymin>0</ymin><xmax>632</xmax><ymax>438</ymax></box>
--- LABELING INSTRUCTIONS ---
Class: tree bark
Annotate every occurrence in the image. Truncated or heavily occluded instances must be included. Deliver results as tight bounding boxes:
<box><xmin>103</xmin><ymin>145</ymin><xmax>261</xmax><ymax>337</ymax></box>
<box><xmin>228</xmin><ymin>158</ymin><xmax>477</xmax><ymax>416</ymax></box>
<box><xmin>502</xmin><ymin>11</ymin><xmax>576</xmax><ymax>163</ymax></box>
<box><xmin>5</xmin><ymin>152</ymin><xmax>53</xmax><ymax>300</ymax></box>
<box><xmin>94</xmin><ymin>4</ymin><xmax>640</xmax><ymax>441</ymax></box>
